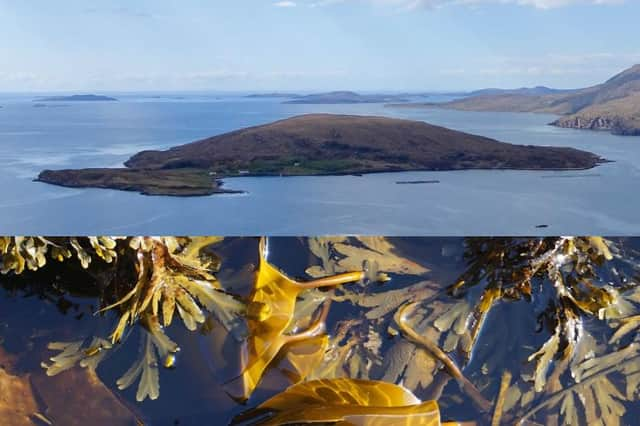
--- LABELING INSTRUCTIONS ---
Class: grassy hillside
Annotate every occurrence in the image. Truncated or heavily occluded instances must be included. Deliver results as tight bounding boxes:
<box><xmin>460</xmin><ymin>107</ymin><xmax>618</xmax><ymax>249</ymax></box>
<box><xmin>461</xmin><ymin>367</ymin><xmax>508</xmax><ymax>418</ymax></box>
<box><xmin>125</xmin><ymin>114</ymin><xmax>603</xmax><ymax>173</ymax></box>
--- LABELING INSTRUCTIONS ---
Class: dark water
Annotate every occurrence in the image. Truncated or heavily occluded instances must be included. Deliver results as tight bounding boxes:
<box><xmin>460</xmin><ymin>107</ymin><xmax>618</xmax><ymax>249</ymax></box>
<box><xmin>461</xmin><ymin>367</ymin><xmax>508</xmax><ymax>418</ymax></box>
<box><xmin>1</xmin><ymin>237</ymin><xmax>639</xmax><ymax>425</ymax></box>
<box><xmin>1</xmin><ymin>94</ymin><xmax>639</xmax><ymax>235</ymax></box>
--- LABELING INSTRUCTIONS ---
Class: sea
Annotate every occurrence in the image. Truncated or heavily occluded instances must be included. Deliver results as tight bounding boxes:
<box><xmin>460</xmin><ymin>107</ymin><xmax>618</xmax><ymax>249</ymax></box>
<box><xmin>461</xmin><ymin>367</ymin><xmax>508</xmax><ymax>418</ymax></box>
<box><xmin>0</xmin><ymin>92</ymin><xmax>639</xmax><ymax>235</ymax></box>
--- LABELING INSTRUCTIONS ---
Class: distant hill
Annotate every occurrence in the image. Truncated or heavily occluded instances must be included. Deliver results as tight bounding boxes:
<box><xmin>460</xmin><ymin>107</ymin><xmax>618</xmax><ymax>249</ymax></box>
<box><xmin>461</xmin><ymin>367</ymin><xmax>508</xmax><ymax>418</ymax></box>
<box><xmin>284</xmin><ymin>91</ymin><xmax>410</xmax><ymax>104</ymax></box>
<box><xmin>468</xmin><ymin>86</ymin><xmax>574</xmax><ymax>97</ymax></box>
<box><xmin>390</xmin><ymin>65</ymin><xmax>640</xmax><ymax>135</ymax></box>
<box><xmin>245</xmin><ymin>93</ymin><xmax>300</xmax><ymax>98</ymax></box>
<box><xmin>35</xmin><ymin>94</ymin><xmax>118</xmax><ymax>102</ymax></box>
<box><xmin>37</xmin><ymin>114</ymin><xmax>604</xmax><ymax>196</ymax></box>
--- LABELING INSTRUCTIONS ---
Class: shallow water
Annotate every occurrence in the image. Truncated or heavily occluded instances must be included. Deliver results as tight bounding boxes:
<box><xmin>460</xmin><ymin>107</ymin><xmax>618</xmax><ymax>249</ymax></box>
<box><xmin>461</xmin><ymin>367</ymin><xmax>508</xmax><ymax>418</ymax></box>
<box><xmin>0</xmin><ymin>94</ymin><xmax>639</xmax><ymax>234</ymax></box>
<box><xmin>1</xmin><ymin>237</ymin><xmax>639</xmax><ymax>425</ymax></box>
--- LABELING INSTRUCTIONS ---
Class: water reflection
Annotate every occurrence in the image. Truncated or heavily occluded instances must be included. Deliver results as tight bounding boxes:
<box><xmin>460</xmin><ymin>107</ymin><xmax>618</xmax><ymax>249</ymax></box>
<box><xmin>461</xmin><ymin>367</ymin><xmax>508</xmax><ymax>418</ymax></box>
<box><xmin>1</xmin><ymin>237</ymin><xmax>639</xmax><ymax>425</ymax></box>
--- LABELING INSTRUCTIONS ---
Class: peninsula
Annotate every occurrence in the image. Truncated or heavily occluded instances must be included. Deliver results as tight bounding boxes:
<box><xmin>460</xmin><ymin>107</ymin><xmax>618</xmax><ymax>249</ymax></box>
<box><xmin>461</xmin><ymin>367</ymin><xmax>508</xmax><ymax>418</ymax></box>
<box><xmin>37</xmin><ymin>114</ymin><xmax>605</xmax><ymax>196</ymax></box>
<box><xmin>389</xmin><ymin>64</ymin><xmax>640</xmax><ymax>135</ymax></box>
<box><xmin>37</xmin><ymin>168</ymin><xmax>240</xmax><ymax>196</ymax></box>
<box><xmin>35</xmin><ymin>94</ymin><xmax>118</xmax><ymax>102</ymax></box>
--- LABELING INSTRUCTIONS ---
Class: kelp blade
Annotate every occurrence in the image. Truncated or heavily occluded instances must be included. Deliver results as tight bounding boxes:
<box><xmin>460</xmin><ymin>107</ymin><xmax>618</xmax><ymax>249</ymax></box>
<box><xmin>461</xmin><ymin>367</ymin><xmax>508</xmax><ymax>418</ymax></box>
<box><xmin>232</xmin><ymin>378</ymin><xmax>441</xmax><ymax>425</ymax></box>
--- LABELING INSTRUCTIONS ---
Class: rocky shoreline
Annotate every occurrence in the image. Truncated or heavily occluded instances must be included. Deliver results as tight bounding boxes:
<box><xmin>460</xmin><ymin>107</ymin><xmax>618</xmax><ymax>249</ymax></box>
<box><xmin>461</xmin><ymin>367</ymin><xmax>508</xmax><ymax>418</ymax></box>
<box><xmin>388</xmin><ymin>64</ymin><xmax>640</xmax><ymax>137</ymax></box>
<box><xmin>551</xmin><ymin>115</ymin><xmax>640</xmax><ymax>136</ymax></box>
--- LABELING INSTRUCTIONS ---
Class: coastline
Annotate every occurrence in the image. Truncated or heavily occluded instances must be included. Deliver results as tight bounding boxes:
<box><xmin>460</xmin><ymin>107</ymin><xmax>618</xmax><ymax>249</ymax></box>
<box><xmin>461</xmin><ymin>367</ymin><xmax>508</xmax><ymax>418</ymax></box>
<box><xmin>35</xmin><ymin>159</ymin><xmax>609</xmax><ymax>198</ymax></box>
<box><xmin>35</xmin><ymin>168</ymin><xmax>244</xmax><ymax>197</ymax></box>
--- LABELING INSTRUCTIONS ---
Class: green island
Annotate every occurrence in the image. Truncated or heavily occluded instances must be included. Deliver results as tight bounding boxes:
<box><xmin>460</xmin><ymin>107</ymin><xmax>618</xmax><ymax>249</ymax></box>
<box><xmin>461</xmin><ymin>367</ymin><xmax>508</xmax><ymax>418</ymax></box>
<box><xmin>389</xmin><ymin>64</ymin><xmax>640</xmax><ymax>136</ymax></box>
<box><xmin>36</xmin><ymin>113</ymin><xmax>605</xmax><ymax>197</ymax></box>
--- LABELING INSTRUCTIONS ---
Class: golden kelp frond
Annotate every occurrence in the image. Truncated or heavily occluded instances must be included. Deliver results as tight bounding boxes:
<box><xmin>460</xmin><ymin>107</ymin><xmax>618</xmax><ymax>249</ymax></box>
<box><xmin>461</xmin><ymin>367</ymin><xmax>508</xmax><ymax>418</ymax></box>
<box><xmin>491</xmin><ymin>371</ymin><xmax>512</xmax><ymax>426</ymax></box>
<box><xmin>226</xmin><ymin>301</ymin><xmax>331</xmax><ymax>402</ymax></box>
<box><xmin>433</xmin><ymin>299</ymin><xmax>473</xmax><ymax>354</ymax></box>
<box><xmin>335</xmin><ymin>280</ymin><xmax>438</xmax><ymax>321</ymax></box>
<box><xmin>0</xmin><ymin>236</ymin><xmax>221</xmax><ymax>275</ymax></box>
<box><xmin>452</xmin><ymin>237</ymin><xmax>617</xmax><ymax>302</ymax></box>
<box><xmin>17</xmin><ymin>236</ymin><xmax>640</xmax><ymax>417</ymax></box>
<box><xmin>307</xmin><ymin>319</ymin><xmax>362</xmax><ymax>380</ymax></box>
<box><xmin>277</xmin><ymin>335</ymin><xmax>329</xmax><ymax>384</ymax></box>
<box><xmin>525</xmin><ymin>299</ymin><xmax>586</xmax><ymax>394</ymax></box>
<box><xmin>226</xmin><ymin>238</ymin><xmax>366</xmax><ymax>401</ymax></box>
<box><xmin>104</xmin><ymin>237</ymin><xmax>243</xmax><ymax>343</ymax></box>
<box><xmin>327</xmin><ymin>322</ymin><xmax>384</xmax><ymax>381</ymax></box>
<box><xmin>306</xmin><ymin>236</ymin><xmax>428</xmax><ymax>279</ymax></box>
<box><xmin>381</xmin><ymin>338</ymin><xmax>438</xmax><ymax>392</ymax></box>
<box><xmin>519</xmin><ymin>341</ymin><xmax>640</xmax><ymax>425</ymax></box>
<box><xmin>1</xmin><ymin>237</ymin><xmax>55</xmax><ymax>274</ymax></box>
<box><xmin>70</xmin><ymin>237</ymin><xmax>123</xmax><ymax>268</ymax></box>
<box><xmin>0</xmin><ymin>236</ymin><xmax>125</xmax><ymax>274</ymax></box>
<box><xmin>368</xmin><ymin>296</ymin><xmax>458</xmax><ymax>393</ymax></box>
<box><xmin>116</xmin><ymin>315</ymin><xmax>179</xmax><ymax>402</ymax></box>
<box><xmin>396</xmin><ymin>302</ymin><xmax>492</xmax><ymax>412</ymax></box>
<box><xmin>116</xmin><ymin>333</ymin><xmax>161</xmax><ymax>402</ymax></box>
<box><xmin>610</xmin><ymin>315</ymin><xmax>640</xmax><ymax>344</ymax></box>
<box><xmin>42</xmin><ymin>337</ymin><xmax>113</xmax><ymax>376</ymax></box>
<box><xmin>444</xmin><ymin>237</ymin><xmax>626</xmax><ymax>372</ymax></box>
<box><xmin>173</xmin><ymin>236</ymin><xmax>224</xmax><ymax>270</ymax></box>
<box><xmin>231</xmin><ymin>378</ymin><xmax>442</xmax><ymax>426</ymax></box>
<box><xmin>87</xmin><ymin>237</ymin><xmax>119</xmax><ymax>264</ymax></box>
<box><xmin>319</xmin><ymin>280</ymin><xmax>439</xmax><ymax>387</ymax></box>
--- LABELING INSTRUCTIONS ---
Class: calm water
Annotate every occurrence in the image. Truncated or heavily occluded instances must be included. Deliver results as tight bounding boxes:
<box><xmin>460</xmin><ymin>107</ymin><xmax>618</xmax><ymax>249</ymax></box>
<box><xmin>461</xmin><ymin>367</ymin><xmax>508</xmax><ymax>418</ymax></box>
<box><xmin>0</xmin><ymin>93</ymin><xmax>639</xmax><ymax>235</ymax></box>
<box><xmin>1</xmin><ymin>237</ymin><xmax>638</xmax><ymax>425</ymax></box>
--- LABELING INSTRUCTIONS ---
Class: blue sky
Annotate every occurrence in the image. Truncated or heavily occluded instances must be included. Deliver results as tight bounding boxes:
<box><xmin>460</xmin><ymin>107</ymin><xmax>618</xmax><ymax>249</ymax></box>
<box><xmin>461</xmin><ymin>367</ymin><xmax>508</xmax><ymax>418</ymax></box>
<box><xmin>0</xmin><ymin>0</ymin><xmax>638</xmax><ymax>91</ymax></box>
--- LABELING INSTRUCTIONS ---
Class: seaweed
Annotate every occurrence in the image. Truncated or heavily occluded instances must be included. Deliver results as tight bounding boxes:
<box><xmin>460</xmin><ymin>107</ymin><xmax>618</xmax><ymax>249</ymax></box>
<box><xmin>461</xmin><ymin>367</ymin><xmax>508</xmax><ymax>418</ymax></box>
<box><xmin>231</xmin><ymin>378</ymin><xmax>443</xmax><ymax>426</ymax></box>
<box><xmin>3</xmin><ymin>236</ymin><xmax>640</xmax><ymax>425</ymax></box>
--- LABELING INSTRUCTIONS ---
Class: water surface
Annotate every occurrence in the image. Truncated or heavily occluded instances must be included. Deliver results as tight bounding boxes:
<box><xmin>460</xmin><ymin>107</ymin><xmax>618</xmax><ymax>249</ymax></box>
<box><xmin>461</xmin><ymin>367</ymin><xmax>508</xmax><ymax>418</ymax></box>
<box><xmin>0</xmin><ymin>93</ymin><xmax>638</xmax><ymax>234</ymax></box>
<box><xmin>1</xmin><ymin>237</ymin><xmax>638</xmax><ymax>425</ymax></box>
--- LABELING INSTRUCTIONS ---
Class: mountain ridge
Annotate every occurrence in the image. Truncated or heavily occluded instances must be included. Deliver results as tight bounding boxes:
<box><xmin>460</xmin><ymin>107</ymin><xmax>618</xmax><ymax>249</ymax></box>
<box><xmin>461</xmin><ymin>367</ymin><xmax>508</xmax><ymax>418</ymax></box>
<box><xmin>389</xmin><ymin>65</ymin><xmax>640</xmax><ymax>135</ymax></box>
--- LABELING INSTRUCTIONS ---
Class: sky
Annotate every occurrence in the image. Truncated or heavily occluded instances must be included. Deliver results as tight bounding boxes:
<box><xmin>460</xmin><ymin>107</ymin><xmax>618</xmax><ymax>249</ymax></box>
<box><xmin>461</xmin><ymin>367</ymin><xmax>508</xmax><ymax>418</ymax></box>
<box><xmin>0</xmin><ymin>0</ymin><xmax>639</xmax><ymax>92</ymax></box>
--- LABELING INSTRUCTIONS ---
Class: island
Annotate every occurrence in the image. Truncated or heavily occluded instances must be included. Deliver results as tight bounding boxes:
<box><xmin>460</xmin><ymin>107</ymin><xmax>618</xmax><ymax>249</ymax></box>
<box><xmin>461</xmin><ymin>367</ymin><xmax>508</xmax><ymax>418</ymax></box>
<box><xmin>396</xmin><ymin>180</ymin><xmax>440</xmax><ymax>185</ymax></box>
<box><xmin>283</xmin><ymin>91</ymin><xmax>410</xmax><ymax>104</ymax></box>
<box><xmin>36</xmin><ymin>114</ymin><xmax>605</xmax><ymax>197</ymax></box>
<box><xmin>388</xmin><ymin>64</ymin><xmax>640</xmax><ymax>136</ymax></box>
<box><xmin>34</xmin><ymin>94</ymin><xmax>118</xmax><ymax>102</ymax></box>
<box><xmin>245</xmin><ymin>93</ymin><xmax>300</xmax><ymax>98</ymax></box>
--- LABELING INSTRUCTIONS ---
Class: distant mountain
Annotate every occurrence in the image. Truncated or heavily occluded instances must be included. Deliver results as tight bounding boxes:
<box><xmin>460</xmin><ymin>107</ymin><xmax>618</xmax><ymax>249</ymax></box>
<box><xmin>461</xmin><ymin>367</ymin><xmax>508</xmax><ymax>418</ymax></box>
<box><xmin>390</xmin><ymin>65</ymin><xmax>640</xmax><ymax>135</ymax></box>
<box><xmin>468</xmin><ymin>86</ymin><xmax>574</xmax><ymax>97</ymax></box>
<box><xmin>284</xmin><ymin>91</ymin><xmax>410</xmax><ymax>104</ymax></box>
<box><xmin>245</xmin><ymin>93</ymin><xmax>300</xmax><ymax>98</ymax></box>
<box><xmin>552</xmin><ymin>92</ymin><xmax>640</xmax><ymax>136</ymax></box>
<box><xmin>35</xmin><ymin>94</ymin><xmax>118</xmax><ymax>102</ymax></box>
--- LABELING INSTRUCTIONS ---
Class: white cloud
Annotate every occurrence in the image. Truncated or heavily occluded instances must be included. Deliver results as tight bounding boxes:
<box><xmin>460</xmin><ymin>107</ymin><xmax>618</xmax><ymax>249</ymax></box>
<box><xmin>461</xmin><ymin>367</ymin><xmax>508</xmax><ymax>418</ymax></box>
<box><xmin>273</xmin><ymin>1</ymin><xmax>298</xmax><ymax>7</ymax></box>
<box><xmin>309</xmin><ymin>0</ymin><xmax>625</xmax><ymax>9</ymax></box>
<box><xmin>437</xmin><ymin>51</ymin><xmax>640</xmax><ymax>88</ymax></box>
